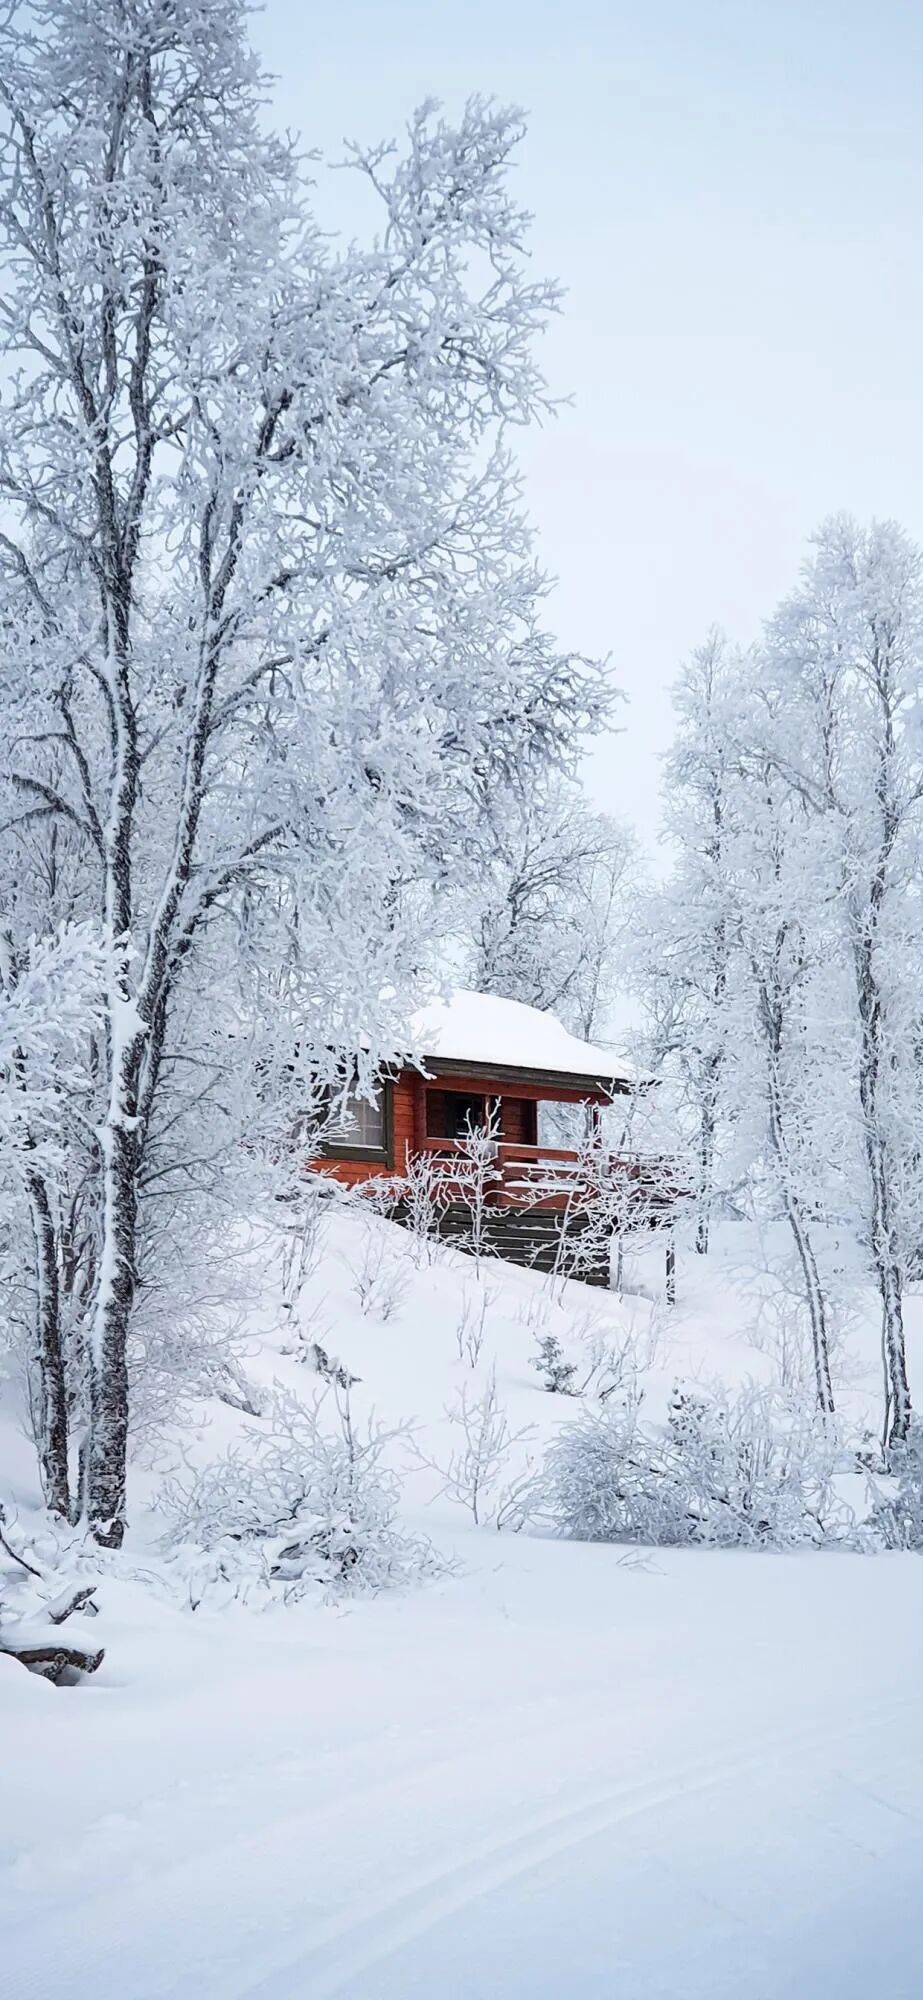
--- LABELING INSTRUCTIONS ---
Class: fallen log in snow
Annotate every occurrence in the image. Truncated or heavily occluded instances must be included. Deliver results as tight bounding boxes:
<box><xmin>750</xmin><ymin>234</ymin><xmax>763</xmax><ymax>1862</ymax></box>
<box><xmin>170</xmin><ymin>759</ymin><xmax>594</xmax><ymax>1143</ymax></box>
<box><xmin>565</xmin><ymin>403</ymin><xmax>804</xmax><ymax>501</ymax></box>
<box><xmin>0</xmin><ymin>1630</ymin><xmax>105</xmax><ymax>1684</ymax></box>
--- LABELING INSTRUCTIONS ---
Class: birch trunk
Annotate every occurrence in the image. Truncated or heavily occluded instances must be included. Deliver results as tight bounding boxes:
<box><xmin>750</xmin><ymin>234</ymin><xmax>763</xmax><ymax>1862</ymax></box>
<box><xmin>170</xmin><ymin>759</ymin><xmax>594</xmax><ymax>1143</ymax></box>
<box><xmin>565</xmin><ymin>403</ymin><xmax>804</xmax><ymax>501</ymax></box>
<box><xmin>1</xmin><ymin>934</ymin><xmax>72</xmax><ymax>1516</ymax></box>
<box><xmin>854</xmin><ymin>935</ymin><xmax>911</xmax><ymax>1448</ymax></box>
<box><xmin>24</xmin><ymin>1166</ymin><xmax>70</xmax><ymax>1517</ymax></box>
<box><xmin>695</xmin><ymin>1069</ymin><xmax>719</xmax><ymax>1256</ymax></box>
<box><xmin>85</xmin><ymin>601</ymin><xmax>143</xmax><ymax>1545</ymax></box>
<box><xmin>85</xmin><ymin>1012</ymin><xmax>144</xmax><ymax>1544</ymax></box>
<box><xmin>758</xmin><ymin>979</ymin><xmax>835</xmax><ymax>1418</ymax></box>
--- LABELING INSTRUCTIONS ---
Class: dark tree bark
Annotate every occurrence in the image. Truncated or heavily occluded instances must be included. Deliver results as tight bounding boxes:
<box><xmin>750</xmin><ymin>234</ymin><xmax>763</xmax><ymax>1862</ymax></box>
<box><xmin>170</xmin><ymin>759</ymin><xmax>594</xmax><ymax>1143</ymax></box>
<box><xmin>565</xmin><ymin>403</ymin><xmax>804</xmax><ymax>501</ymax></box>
<box><xmin>757</xmin><ymin>975</ymin><xmax>835</xmax><ymax>1419</ymax></box>
<box><xmin>854</xmin><ymin>939</ymin><xmax>911</xmax><ymax>1448</ymax></box>
<box><xmin>25</xmin><ymin>1166</ymin><xmax>71</xmax><ymax>1516</ymax></box>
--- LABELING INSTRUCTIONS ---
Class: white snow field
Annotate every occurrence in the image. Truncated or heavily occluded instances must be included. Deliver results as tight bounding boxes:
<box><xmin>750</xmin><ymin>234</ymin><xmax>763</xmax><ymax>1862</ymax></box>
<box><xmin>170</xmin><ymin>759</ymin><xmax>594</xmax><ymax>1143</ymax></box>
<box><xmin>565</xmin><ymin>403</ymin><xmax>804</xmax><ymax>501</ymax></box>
<box><xmin>3</xmin><ymin>1208</ymin><xmax>923</xmax><ymax>2000</ymax></box>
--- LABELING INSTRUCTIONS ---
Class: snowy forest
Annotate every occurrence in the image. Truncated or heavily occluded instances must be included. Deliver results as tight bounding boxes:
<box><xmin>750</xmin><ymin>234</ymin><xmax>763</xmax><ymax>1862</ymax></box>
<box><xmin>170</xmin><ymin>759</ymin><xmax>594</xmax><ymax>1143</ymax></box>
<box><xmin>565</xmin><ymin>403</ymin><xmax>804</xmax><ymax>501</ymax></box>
<box><xmin>2</xmin><ymin>5</ymin><xmax>923</xmax><ymax>1997</ymax></box>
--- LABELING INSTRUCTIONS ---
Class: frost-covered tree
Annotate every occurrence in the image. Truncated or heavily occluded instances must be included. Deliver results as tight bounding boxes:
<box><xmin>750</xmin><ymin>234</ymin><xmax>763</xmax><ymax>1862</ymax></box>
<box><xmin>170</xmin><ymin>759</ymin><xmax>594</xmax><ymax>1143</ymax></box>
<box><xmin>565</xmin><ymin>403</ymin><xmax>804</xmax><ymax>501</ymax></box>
<box><xmin>0</xmin><ymin>922</ymin><xmax>105</xmax><ymax>1511</ymax></box>
<box><xmin>729</xmin><ymin>734</ymin><xmax>840</xmax><ymax>1418</ymax></box>
<box><xmin>635</xmin><ymin>632</ymin><xmax>741</xmax><ymax>1252</ymax></box>
<box><xmin>0</xmin><ymin>1</ymin><xmax>606</xmax><ymax>1539</ymax></box>
<box><xmin>641</xmin><ymin>520</ymin><xmax>923</xmax><ymax>1445</ymax></box>
<box><xmin>463</xmin><ymin>778</ymin><xmax>634</xmax><ymax>1038</ymax></box>
<box><xmin>651</xmin><ymin>648</ymin><xmax>847</xmax><ymax>1416</ymax></box>
<box><xmin>761</xmin><ymin>517</ymin><xmax>923</xmax><ymax>1445</ymax></box>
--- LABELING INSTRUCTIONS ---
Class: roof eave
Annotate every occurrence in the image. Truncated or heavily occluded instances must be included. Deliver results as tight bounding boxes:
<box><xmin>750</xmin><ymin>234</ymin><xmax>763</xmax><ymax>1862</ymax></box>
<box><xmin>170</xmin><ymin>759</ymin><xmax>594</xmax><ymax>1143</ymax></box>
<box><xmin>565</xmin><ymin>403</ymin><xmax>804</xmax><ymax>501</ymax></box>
<box><xmin>415</xmin><ymin>1054</ymin><xmax>636</xmax><ymax>1096</ymax></box>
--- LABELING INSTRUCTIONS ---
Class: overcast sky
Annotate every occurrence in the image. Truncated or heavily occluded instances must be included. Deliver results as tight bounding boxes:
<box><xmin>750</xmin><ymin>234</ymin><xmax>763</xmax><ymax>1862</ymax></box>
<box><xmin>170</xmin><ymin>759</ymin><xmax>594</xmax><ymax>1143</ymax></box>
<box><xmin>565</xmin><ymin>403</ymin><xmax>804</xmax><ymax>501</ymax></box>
<box><xmin>254</xmin><ymin>0</ymin><xmax>923</xmax><ymax>853</ymax></box>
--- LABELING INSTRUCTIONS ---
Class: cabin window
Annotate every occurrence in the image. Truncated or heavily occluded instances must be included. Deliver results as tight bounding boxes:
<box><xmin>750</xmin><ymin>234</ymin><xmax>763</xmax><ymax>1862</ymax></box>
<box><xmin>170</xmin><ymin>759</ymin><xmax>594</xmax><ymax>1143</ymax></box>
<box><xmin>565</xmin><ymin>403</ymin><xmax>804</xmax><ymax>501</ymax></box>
<box><xmin>425</xmin><ymin>1089</ymin><xmax>487</xmax><ymax>1140</ymax></box>
<box><xmin>500</xmin><ymin>1097</ymin><xmax>538</xmax><ymax>1146</ymax></box>
<box><xmin>323</xmin><ymin>1079</ymin><xmax>390</xmax><ymax>1159</ymax></box>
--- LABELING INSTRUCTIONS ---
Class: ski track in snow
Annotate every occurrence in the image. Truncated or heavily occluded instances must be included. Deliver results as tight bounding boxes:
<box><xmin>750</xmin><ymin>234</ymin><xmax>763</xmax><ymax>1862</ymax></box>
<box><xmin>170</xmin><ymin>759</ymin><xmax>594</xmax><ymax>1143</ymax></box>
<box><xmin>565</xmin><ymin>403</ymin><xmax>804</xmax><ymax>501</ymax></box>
<box><xmin>3</xmin><ymin>1667</ymin><xmax>921</xmax><ymax>2000</ymax></box>
<box><xmin>240</xmin><ymin>1701</ymin><xmax>919</xmax><ymax>2000</ymax></box>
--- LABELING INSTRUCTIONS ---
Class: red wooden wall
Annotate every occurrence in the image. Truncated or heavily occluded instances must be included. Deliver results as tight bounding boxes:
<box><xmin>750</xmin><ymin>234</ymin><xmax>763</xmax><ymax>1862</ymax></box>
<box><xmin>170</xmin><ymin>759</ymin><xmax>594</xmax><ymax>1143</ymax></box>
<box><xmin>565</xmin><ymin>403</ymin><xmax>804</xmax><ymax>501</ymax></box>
<box><xmin>310</xmin><ymin>1068</ymin><xmax>606</xmax><ymax>1190</ymax></box>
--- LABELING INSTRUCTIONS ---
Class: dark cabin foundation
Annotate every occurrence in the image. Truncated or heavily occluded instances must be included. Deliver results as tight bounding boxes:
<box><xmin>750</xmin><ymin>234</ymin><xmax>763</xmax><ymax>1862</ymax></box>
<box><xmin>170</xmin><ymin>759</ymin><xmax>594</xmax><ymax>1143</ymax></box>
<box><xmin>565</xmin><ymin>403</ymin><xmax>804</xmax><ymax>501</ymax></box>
<box><xmin>389</xmin><ymin>1198</ymin><xmax>612</xmax><ymax>1285</ymax></box>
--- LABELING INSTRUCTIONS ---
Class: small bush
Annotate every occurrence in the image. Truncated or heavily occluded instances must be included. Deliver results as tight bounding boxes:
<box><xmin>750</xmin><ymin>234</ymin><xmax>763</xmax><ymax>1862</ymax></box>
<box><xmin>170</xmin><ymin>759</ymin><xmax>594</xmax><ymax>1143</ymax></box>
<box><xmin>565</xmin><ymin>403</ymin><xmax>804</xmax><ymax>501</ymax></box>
<box><xmin>424</xmin><ymin>1369</ymin><xmax>535</xmax><ymax>1527</ymax></box>
<box><xmin>529</xmin><ymin>1315</ymin><xmax>638</xmax><ymax>1402</ymax></box>
<box><xmin>455</xmin><ymin>1287</ymin><xmax>493</xmax><ymax>1369</ymax></box>
<box><xmin>868</xmin><ymin>1424</ymin><xmax>923</xmax><ymax>1550</ymax></box>
<box><xmin>529</xmin><ymin>1331</ymin><xmax>578</xmax><ymax>1395</ymax></box>
<box><xmin>162</xmin><ymin>1386</ymin><xmax>442</xmax><ymax>1604</ymax></box>
<box><xmin>538</xmin><ymin>1381</ymin><xmax>851</xmax><ymax>1550</ymax></box>
<box><xmin>348</xmin><ymin>1227</ymin><xmax>409</xmax><ymax>1321</ymax></box>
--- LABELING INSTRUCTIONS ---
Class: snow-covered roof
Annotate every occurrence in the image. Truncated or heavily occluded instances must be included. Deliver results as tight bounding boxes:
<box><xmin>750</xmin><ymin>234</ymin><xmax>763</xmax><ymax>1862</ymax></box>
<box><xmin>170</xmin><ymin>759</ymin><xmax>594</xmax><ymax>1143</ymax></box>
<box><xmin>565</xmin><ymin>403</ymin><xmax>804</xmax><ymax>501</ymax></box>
<box><xmin>408</xmin><ymin>990</ymin><xmax>636</xmax><ymax>1088</ymax></box>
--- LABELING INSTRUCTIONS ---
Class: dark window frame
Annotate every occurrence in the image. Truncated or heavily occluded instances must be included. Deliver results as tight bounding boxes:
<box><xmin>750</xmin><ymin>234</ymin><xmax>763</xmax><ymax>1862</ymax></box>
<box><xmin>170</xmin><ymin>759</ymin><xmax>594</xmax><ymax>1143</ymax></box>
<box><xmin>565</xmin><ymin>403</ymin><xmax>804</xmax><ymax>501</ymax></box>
<box><xmin>321</xmin><ymin>1077</ymin><xmax>394</xmax><ymax>1165</ymax></box>
<box><xmin>425</xmin><ymin>1088</ymin><xmax>489</xmax><ymax>1141</ymax></box>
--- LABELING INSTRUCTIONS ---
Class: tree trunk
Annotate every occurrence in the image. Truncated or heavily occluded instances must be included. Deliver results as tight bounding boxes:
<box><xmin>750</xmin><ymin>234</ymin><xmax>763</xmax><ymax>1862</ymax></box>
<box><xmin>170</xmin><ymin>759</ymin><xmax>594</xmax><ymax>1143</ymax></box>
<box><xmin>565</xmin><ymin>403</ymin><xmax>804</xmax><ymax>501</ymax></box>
<box><xmin>85</xmin><ymin>980</ymin><xmax>145</xmax><ymax>1548</ymax></box>
<box><xmin>866</xmin><ymin>1127</ymin><xmax>910</xmax><ymax>1450</ymax></box>
<box><xmin>86</xmin><ymin>1129</ymin><xmax>137</xmax><ymax>1545</ymax></box>
<box><xmin>695</xmin><ymin>1082</ymin><xmax>718</xmax><ymax>1255</ymax></box>
<box><xmin>24</xmin><ymin>1167</ymin><xmax>70</xmax><ymax>1517</ymax></box>
<box><xmin>758</xmin><ymin>980</ymin><xmax>835</xmax><ymax>1418</ymax></box>
<box><xmin>854</xmin><ymin>938</ymin><xmax>911</xmax><ymax>1448</ymax></box>
<box><xmin>2</xmin><ymin>934</ymin><xmax>72</xmax><ymax>1516</ymax></box>
<box><xmin>780</xmin><ymin>1185</ymin><xmax>835</xmax><ymax>1418</ymax></box>
<box><xmin>665</xmin><ymin>1230</ymin><xmax>676</xmax><ymax>1307</ymax></box>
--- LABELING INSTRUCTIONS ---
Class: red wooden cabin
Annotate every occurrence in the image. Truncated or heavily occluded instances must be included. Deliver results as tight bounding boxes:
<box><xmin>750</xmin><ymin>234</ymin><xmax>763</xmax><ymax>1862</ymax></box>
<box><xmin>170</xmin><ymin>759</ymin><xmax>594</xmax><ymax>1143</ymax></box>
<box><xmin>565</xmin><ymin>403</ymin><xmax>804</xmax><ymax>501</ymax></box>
<box><xmin>309</xmin><ymin>992</ymin><xmax>675</xmax><ymax>1287</ymax></box>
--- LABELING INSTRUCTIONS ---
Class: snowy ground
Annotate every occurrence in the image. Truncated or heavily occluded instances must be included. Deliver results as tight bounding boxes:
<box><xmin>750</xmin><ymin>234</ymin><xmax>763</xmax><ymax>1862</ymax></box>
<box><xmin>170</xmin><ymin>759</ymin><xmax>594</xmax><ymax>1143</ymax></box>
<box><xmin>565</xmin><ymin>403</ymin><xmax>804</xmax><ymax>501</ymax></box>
<box><xmin>3</xmin><ymin>1208</ymin><xmax>923</xmax><ymax>1998</ymax></box>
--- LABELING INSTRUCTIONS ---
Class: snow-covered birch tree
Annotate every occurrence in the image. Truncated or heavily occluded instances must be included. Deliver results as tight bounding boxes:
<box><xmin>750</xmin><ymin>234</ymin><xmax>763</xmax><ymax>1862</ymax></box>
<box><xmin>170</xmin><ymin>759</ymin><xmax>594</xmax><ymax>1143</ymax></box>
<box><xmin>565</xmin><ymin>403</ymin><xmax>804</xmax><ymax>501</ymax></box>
<box><xmin>641</xmin><ymin>520</ymin><xmax>923</xmax><ymax>1443</ymax></box>
<box><xmin>713</xmin><ymin>679</ymin><xmax>844</xmax><ymax>1417</ymax></box>
<box><xmin>0</xmin><ymin>0</ymin><xmax>607</xmax><ymax>1540</ymax></box>
<box><xmin>462</xmin><ymin>777</ymin><xmax>635</xmax><ymax>1037</ymax></box>
<box><xmin>0</xmin><ymin>922</ymin><xmax>105</xmax><ymax>1512</ymax></box>
<box><xmin>635</xmin><ymin>632</ymin><xmax>740</xmax><ymax>1252</ymax></box>
<box><xmin>761</xmin><ymin>517</ymin><xmax>923</xmax><ymax>1446</ymax></box>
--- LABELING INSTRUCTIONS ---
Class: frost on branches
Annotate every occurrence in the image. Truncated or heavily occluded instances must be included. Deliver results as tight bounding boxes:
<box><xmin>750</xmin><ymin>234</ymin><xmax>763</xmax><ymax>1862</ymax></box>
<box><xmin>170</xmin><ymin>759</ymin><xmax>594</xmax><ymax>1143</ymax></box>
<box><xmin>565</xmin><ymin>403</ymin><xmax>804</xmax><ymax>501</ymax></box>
<box><xmin>539</xmin><ymin>1383</ymin><xmax>849</xmax><ymax>1550</ymax></box>
<box><xmin>633</xmin><ymin>632</ymin><xmax>740</xmax><ymax>1260</ymax></box>
<box><xmin>162</xmin><ymin>1386</ymin><xmax>441</xmax><ymax>1605</ymax></box>
<box><xmin>459</xmin><ymin>776</ymin><xmax>635</xmax><ymax>1039</ymax></box>
<box><xmin>637</xmin><ymin>519</ymin><xmax>923</xmax><ymax>1449</ymax></box>
<box><xmin>0</xmin><ymin>925</ymin><xmax>106</xmax><ymax>1513</ymax></box>
<box><xmin>760</xmin><ymin>519</ymin><xmax>923</xmax><ymax>1447</ymax></box>
<box><xmin>0</xmin><ymin>1</ymin><xmax>607</xmax><ymax>1539</ymax></box>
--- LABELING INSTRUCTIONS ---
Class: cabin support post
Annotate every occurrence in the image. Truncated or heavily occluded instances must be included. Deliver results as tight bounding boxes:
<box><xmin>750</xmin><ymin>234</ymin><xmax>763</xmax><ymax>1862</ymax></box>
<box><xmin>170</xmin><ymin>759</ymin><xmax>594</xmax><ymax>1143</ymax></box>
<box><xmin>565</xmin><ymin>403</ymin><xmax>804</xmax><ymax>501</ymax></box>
<box><xmin>411</xmin><ymin>1073</ymin><xmax>426</xmax><ymax>1154</ymax></box>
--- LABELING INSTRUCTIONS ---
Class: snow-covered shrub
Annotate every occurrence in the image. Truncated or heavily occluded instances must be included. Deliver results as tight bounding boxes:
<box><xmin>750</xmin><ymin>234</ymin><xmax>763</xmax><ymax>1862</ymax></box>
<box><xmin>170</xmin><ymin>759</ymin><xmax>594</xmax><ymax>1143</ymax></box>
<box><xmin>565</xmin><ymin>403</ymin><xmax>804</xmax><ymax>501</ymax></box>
<box><xmin>453</xmin><ymin>1108</ymin><xmax>503</xmax><ymax>1273</ymax></box>
<box><xmin>455</xmin><ymin>1288</ymin><xmax>493</xmax><ymax>1369</ymax></box>
<box><xmin>666</xmin><ymin>1383</ymin><xmax>848</xmax><ymax>1546</ymax></box>
<box><xmin>867</xmin><ymin>1424</ymin><xmax>923</xmax><ymax>1550</ymax></box>
<box><xmin>585</xmin><ymin>1329</ymin><xmax>638</xmax><ymax>1403</ymax></box>
<box><xmin>280</xmin><ymin>1191</ymin><xmax>329</xmax><ymax>1312</ymax></box>
<box><xmin>538</xmin><ymin>1382</ymin><xmax>850</xmax><ymax>1549</ymax></box>
<box><xmin>529</xmin><ymin>1331</ymin><xmax>578</xmax><ymax>1395</ymax></box>
<box><xmin>528</xmin><ymin>1312</ymin><xmax>637</xmax><ymax>1401</ymax></box>
<box><xmin>162</xmin><ymin>1387</ymin><xmax>441</xmax><ymax>1604</ymax></box>
<box><xmin>419</xmin><ymin>1370</ymin><xmax>535</xmax><ymax>1527</ymax></box>
<box><xmin>347</xmin><ymin>1228</ymin><xmax>410</xmax><ymax>1322</ymax></box>
<box><xmin>363</xmin><ymin>1153</ymin><xmax>448</xmax><ymax>1267</ymax></box>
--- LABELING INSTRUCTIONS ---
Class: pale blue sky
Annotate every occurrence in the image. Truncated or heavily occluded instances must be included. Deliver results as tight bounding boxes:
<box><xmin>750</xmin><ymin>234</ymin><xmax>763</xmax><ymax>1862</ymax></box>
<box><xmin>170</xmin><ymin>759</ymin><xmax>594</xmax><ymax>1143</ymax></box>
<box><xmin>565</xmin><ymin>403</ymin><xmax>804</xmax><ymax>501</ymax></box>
<box><xmin>254</xmin><ymin>0</ymin><xmax>923</xmax><ymax>848</ymax></box>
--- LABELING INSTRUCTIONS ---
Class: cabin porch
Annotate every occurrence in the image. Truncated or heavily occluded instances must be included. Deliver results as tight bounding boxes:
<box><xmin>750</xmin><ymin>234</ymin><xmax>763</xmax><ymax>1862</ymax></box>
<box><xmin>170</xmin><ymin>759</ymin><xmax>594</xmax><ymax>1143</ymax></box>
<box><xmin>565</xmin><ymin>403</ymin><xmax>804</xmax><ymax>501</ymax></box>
<box><xmin>385</xmin><ymin>1140</ymin><xmax>676</xmax><ymax>1287</ymax></box>
<box><xmin>408</xmin><ymin>1136</ymin><xmax>676</xmax><ymax>1215</ymax></box>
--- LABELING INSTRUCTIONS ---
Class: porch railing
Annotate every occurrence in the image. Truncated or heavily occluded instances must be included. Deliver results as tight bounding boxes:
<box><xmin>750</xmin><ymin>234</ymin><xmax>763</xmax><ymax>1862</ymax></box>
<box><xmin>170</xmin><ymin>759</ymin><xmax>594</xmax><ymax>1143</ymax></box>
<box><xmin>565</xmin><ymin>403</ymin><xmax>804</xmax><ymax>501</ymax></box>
<box><xmin>412</xmin><ymin>1140</ymin><xmax>679</xmax><ymax>1215</ymax></box>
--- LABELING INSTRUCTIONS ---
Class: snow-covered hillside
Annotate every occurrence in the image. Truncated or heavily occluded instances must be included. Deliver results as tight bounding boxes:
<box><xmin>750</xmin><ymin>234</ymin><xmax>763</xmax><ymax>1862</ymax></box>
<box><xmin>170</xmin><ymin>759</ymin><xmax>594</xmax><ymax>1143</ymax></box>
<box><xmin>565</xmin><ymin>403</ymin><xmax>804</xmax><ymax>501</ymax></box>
<box><xmin>3</xmin><ymin>1209</ymin><xmax>923</xmax><ymax>1999</ymax></box>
